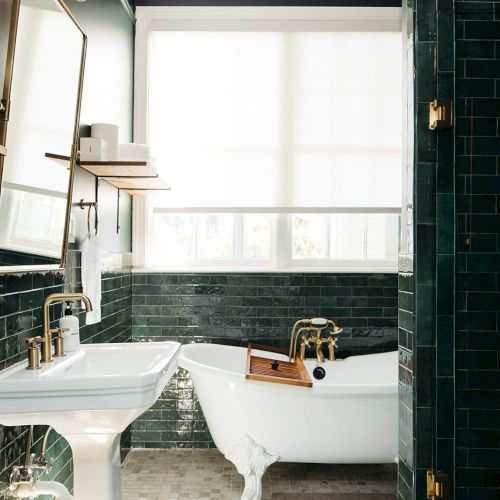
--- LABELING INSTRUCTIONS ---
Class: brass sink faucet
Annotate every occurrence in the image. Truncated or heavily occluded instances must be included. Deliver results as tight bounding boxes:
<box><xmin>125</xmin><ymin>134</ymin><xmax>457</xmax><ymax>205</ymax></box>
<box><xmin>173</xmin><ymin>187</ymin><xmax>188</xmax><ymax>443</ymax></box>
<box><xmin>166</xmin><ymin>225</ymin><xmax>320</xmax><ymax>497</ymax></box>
<box><xmin>40</xmin><ymin>293</ymin><xmax>93</xmax><ymax>363</ymax></box>
<box><xmin>289</xmin><ymin>318</ymin><xmax>342</xmax><ymax>363</ymax></box>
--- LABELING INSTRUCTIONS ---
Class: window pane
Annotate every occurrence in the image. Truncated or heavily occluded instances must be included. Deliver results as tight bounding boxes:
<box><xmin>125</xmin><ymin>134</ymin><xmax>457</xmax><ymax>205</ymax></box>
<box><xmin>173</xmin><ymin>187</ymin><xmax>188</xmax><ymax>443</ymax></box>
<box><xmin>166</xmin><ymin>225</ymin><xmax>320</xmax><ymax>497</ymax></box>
<box><xmin>292</xmin><ymin>214</ymin><xmax>327</xmax><ymax>259</ymax></box>
<box><xmin>197</xmin><ymin>214</ymin><xmax>233</xmax><ymax>259</ymax></box>
<box><xmin>366</xmin><ymin>214</ymin><xmax>399</xmax><ymax>260</ymax></box>
<box><xmin>243</xmin><ymin>214</ymin><xmax>272</xmax><ymax>260</ymax></box>
<box><xmin>152</xmin><ymin>214</ymin><xmax>195</xmax><ymax>262</ymax></box>
<box><xmin>330</xmin><ymin>214</ymin><xmax>366</xmax><ymax>260</ymax></box>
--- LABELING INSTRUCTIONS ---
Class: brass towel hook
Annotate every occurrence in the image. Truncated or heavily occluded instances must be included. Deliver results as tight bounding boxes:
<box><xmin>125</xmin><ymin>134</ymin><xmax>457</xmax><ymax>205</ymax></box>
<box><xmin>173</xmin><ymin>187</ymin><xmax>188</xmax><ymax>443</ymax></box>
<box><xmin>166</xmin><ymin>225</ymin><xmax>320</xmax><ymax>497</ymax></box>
<box><xmin>79</xmin><ymin>199</ymin><xmax>98</xmax><ymax>236</ymax></box>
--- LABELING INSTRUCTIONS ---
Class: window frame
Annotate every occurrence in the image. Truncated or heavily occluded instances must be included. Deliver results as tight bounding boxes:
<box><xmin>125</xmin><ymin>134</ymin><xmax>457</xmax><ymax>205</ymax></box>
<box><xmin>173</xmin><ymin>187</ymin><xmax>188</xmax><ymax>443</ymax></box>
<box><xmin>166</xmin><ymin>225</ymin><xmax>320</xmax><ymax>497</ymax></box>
<box><xmin>133</xmin><ymin>6</ymin><xmax>402</xmax><ymax>273</ymax></box>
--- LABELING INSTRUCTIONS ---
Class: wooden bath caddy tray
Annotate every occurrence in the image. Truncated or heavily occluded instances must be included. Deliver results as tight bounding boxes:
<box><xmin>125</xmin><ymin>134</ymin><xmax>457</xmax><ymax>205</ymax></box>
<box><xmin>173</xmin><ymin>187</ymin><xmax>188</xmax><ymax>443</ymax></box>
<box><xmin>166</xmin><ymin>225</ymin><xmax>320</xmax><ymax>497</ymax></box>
<box><xmin>245</xmin><ymin>344</ymin><xmax>312</xmax><ymax>388</ymax></box>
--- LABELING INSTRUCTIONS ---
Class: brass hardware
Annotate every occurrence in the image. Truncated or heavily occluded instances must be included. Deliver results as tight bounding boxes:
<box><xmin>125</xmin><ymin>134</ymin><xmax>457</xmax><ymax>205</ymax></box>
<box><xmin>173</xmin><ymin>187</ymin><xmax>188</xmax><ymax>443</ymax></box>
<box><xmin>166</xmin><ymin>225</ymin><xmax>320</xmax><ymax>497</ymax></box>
<box><xmin>79</xmin><ymin>199</ymin><xmax>96</xmax><ymax>209</ymax></box>
<box><xmin>23</xmin><ymin>337</ymin><xmax>44</xmax><ymax>370</ymax></box>
<box><xmin>79</xmin><ymin>199</ymin><xmax>98</xmax><ymax>235</ymax></box>
<box><xmin>289</xmin><ymin>318</ymin><xmax>343</xmax><ymax>363</ymax></box>
<box><xmin>41</xmin><ymin>293</ymin><xmax>92</xmax><ymax>363</ymax></box>
<box><xmin>315</xmin><ymin>342</ymin><xmax>324</xmax><ymax>363</ymax></box>
<box><xmin>327</xmin><ymin>337</ymin><xmax>338</xmax><ymax>361</ymax></box>
<box><xmin>50</xmin><ymin>328</ymin><xmax>70</xmax><ymax>357</ymax></box>
<box><xmin>427</xmin><ymin>470</ymin><xmax>450</xmax><ymax>499</ymax></box>
<box><xmin>299</xmin><ymin>338</ymin><xmax>308</xmax><ymax>360</ymax></box>
<box><xmin>429</xmin><ymin>99</ymin><xmax>453</xmax><ymax>130</ymax></box>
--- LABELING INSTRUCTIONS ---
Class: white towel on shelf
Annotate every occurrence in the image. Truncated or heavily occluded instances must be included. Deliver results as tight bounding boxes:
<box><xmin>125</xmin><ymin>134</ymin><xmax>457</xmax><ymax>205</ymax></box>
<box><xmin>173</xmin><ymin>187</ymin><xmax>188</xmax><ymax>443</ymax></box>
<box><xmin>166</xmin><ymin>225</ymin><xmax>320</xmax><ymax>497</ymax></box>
<box><xmin>81</xmin><ymin>234</ymin><xmax>102</xmax><ymax>325</ymax></box>
<box><xmin>118</xmin><ymin>143</ymin><xmax>152</xmax><ymax>161</ymax></box>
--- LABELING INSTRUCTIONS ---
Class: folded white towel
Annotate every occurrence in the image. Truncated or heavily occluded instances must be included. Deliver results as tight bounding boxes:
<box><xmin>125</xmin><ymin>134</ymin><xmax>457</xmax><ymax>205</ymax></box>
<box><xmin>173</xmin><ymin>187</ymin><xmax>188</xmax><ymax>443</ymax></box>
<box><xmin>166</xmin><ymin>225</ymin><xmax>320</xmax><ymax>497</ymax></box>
<box><xmin>81</xmin><ymin>234</ymin><xmax>102</xmax><ymax>325</ymax></box>
<box><xmin>119</xmin><ymin>143</ymin><xmax>152</xmax><ymax>161</ymax></box>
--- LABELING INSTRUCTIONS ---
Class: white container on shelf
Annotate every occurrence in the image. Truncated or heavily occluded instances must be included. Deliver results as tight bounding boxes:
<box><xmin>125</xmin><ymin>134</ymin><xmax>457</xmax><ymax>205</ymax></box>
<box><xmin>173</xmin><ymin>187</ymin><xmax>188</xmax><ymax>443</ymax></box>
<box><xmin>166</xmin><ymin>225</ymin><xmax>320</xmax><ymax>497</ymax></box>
<box><xmin>80</xmin><ymin>137</ymin><xmax>107</xmax><ymax>161</ymax></box>
<box><xmin>91</xmin><ymin>123</ymin><xmax>119</xmax><ymax>160</ymax></box>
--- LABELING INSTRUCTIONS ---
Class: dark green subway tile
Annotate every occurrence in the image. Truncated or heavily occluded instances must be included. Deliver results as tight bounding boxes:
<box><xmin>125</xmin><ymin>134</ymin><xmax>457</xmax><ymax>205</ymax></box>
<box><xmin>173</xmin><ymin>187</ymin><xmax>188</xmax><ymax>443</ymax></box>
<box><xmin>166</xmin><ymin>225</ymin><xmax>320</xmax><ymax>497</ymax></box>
<box><xmin>464</xmin><ymin>20</ymin><xmax>500</xmax><ymax>40</ymax></box>
<box><xmin>457</xmin><ymin>194</ymin><xmax>496</xmax><ymax>214</ymax></box>
<box><xmin>456</xmin><ymin>429</ymin><xmax>499</xmax><ymax>449</ymax></box>
<box><xmin>456</xmin><ymin>467</ymin><xmax>500</xmax><ymax>488</ymax></box>
<box><xmin>456</xmin><ymin>78</ymin><xmax>496</xmax><ymax>98</ymax></box>
<box><xmin>456</xmin><ymin>39</ymin><xmax>495</xmax><ymax>60</ymax></box>
<box><xmin>467</xmin><ymin>253</ymin><xmax>500</xmax><ymax>272</ymax></box>
<box><xmin>416</xmin><ymin>0</ymin><xmax>437</xmax><ymax>41</ymax></box>
<box><xmin>436</xmin><ymin>377</ymin><xmax>454</xmax><ymax>438</ymax></box>
<box><xmin>416</xmin><ymin>224</ymin><xmax>436</xmax><ymax>285</ymax></box>
<box><xmin>416</xmin><ymin>105</ymin><xmax>437</xmax><ymax>162</ymax></box>
<box><xmin>415</xmin><ymin>163</ymin><xmax>436</xmax><ymax>223</ymax></box>
<box><xmin>437</xmin><ymin>195</ymin><xmax>455</xmax><ymax>254</ymax></box>
<box><xmin>437</xmin><ymin>11</ymin><xmax>453</xmax><ymax>72</ymax></box>
<box><xmin>436</xmin><ymin>133</ymin><xmax>454</xmax><ymax>195</ymax></box>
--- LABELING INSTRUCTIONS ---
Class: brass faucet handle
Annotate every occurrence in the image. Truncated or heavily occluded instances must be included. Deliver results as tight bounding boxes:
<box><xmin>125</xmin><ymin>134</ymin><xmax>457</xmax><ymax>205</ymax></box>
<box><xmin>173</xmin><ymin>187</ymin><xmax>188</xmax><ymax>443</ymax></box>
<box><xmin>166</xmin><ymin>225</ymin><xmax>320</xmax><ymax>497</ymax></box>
<box><xmin>23</xmin><ymin>337</ymin><xmax>44</xmax><ymax>370</ymax></box>
<box><xmin>49</xmin><ymin>327</ymin><xmax>70</xmax><ymax>335</ymax></box>
<box><xmin>50</xmin><ymin>329</ymin><xmax>69</xmax><ymax>358</ymax></box>
<box><xmin>23</xmin><ymin>336</ymin><xmax>45</xmax><ymax>345</ymax></box>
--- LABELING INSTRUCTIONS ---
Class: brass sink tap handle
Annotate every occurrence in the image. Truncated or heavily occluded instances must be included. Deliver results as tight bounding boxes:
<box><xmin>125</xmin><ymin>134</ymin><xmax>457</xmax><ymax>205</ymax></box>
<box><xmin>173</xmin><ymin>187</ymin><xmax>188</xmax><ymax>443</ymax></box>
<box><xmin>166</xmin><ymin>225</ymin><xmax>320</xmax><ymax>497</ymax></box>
<box><xmin>291</xmin><ymin>326</ymin><xmax>312</xmax><ymax>361</ymax></box>
<box><xmin>23</xmin><ymin>336</ymin><xmax>45</xmax><ymax>370</ymax></box>
<box><xmin>299</xmin><ymin>336</ymin><xmax>310</xmax><ymax>360</ymax></box>
<box><xmin>50</xmin><ymin>328</ymin><xmax>70</xmax><ymax>357</ymax></box>
<box><xmin>327</xmin><ymin>336</ymin><xmax>338</xmax><ymax>361</ymax></box>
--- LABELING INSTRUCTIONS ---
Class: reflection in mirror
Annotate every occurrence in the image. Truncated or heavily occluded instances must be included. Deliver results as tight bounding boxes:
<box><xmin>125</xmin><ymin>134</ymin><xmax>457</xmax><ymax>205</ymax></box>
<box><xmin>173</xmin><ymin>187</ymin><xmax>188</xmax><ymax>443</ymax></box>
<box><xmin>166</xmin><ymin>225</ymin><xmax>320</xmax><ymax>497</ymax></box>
<box><xmin>0</xmin><ymin>0</ymin><xmax>84</xmax><ymax>269</ymax></box>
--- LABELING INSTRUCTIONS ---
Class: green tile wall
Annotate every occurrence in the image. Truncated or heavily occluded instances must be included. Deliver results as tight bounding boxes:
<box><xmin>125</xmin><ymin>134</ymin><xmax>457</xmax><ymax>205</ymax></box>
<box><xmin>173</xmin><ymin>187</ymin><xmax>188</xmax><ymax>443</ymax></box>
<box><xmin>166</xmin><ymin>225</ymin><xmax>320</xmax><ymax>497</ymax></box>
<box><xmin>399</xmin><ymin>0</ymin><xmax>456</xmax><ymax>498</ymax></box>
<box><xmin>131</xmin><ymin>272</ymin><xmax>399</xmax><ymax>448</ymax></box>
<box><xmin>0</xmin><ymin>250</ymin><xmax>132</xmax><ymax>494</ymax></box>
<box><xmin>455</xmin><ymin>1</ymin><xmax>500</xmax><ymax>498</ymax></box>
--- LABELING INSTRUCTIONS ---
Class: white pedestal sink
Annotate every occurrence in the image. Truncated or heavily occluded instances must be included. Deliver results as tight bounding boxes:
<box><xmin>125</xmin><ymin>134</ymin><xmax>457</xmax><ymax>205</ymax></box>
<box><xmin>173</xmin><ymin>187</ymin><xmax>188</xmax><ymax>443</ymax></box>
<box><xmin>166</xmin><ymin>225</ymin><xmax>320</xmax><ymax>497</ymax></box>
<box><xmin>0</xmin><ymin>342</ymin><xmax>180</xmax><ymax>500</ymax></box>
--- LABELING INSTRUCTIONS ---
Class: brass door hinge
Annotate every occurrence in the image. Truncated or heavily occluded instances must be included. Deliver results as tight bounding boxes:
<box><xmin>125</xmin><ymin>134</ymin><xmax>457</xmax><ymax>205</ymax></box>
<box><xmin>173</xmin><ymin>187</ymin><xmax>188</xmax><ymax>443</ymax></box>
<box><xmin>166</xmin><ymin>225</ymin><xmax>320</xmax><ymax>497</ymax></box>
<box><xmin>427</xmin><ymin>470</ymin><xmax>450</xmax><ymax>499</ymax></box>
<box><xmin>429</xmin><ymin>99</ymin><xmax>453</xmax><ymax>130</ymax></box>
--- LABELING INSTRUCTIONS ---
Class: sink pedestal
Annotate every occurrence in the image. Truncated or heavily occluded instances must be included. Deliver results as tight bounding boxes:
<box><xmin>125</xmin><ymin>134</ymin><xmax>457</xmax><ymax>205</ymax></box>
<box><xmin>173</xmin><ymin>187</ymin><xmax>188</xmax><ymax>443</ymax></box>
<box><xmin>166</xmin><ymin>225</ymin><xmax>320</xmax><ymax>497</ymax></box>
<box><xmin>65</xmin><ymin>433</ymin><xmax>123</xmax><ymax>500</ymax></box>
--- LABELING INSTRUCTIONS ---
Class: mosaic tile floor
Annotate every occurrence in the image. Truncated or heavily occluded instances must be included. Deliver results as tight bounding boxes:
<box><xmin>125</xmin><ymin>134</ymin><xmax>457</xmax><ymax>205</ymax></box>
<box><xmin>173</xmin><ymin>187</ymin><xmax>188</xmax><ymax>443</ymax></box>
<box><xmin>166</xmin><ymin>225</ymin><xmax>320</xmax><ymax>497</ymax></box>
<box><xmin>122</xmin><ymin>449</ymin><xmax>397</xmax><ymax>500</ymax></box>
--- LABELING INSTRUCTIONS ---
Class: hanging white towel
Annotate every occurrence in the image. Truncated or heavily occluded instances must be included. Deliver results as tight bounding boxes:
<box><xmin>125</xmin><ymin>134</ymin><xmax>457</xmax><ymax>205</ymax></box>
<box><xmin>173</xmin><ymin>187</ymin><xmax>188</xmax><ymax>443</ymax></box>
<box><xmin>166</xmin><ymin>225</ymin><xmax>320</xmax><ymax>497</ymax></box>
<box><xmin>81</xmin><ymin>233</ymin><xmax>102</xmax><ymax>325</ymax></box>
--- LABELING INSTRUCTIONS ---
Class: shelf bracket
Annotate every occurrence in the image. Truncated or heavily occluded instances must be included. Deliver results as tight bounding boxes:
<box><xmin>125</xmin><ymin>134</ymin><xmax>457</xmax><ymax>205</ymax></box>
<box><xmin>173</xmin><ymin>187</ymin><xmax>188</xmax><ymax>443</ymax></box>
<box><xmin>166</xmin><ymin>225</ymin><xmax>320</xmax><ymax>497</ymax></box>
<box><xmin>117</xmin><ymin>188</ymin><xmax>121</xmax><ymax>233</ymax></box>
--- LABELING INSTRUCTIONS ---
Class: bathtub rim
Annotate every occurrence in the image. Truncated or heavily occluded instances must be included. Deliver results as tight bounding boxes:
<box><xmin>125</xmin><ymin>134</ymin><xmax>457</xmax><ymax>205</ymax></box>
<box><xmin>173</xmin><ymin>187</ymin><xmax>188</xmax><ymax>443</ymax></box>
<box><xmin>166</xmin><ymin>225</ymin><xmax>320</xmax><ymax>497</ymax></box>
<box><xmin>179</xmin><ymin>343</ymin><xmax>398</xmax><ymax>395</ymax></box>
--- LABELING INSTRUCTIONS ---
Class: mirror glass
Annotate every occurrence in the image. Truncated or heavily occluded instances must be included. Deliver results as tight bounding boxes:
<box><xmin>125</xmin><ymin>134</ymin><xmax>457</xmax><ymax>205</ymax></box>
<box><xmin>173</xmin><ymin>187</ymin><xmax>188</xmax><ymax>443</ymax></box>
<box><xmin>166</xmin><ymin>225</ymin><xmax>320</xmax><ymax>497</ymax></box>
<box><xmin>0</xmin><ymin>0</ymin><xmax>84</xmax><ymax>270</ymax></box>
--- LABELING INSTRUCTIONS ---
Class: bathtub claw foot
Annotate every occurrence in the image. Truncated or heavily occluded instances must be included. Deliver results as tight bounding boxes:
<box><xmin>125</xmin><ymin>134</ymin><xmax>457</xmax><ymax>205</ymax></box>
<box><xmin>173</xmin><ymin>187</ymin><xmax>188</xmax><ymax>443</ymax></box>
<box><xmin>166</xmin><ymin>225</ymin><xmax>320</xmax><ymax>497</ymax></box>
<box><xmin>225</xmin><ymin>435</ymin><xmax>279</xmax><ymax>500</ymax></box>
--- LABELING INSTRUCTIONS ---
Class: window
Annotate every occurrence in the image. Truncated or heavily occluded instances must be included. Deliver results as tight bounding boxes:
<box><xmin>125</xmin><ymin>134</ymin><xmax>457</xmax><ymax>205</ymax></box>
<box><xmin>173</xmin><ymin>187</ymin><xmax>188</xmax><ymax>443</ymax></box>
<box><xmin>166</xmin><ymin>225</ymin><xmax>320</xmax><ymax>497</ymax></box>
<box><xmin>135</xmin><ymin>7</ymin><xmax>402</xmax><ymax>271</ymax></box>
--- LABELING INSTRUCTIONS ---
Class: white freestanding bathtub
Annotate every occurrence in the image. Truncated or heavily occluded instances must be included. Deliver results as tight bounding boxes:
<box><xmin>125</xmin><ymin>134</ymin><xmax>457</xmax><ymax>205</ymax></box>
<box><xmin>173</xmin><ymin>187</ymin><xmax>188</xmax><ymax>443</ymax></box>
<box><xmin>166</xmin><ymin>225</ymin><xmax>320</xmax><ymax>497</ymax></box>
<box><xmin>179</xmin><ymin>343</ymin><xmax>398</xmax><ymax>500</ymax></box>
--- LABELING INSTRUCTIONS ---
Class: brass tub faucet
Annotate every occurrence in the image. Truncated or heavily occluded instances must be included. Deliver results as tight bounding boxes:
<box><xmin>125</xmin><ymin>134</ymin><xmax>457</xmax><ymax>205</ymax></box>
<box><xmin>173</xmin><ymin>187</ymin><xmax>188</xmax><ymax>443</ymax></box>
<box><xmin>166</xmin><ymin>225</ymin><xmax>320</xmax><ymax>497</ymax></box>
<box><xmin>289</xmin><ymin>318</ymin><xmax>342</xmax><ymax>363</ymax></box>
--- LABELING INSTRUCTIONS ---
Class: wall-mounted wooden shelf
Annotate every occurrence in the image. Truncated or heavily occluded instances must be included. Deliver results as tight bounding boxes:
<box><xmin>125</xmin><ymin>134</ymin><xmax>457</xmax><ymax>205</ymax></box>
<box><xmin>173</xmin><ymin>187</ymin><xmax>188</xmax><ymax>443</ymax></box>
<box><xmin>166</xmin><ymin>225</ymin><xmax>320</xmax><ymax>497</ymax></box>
<box><xmin>45</xmin><ymin>153</ymin><xmax>167</xmax><ymax>186</ymax></box>
<box><xmin>45</xmin><ymin>152</ymin><xmax>170</xmax><ymax>232</ymax></box>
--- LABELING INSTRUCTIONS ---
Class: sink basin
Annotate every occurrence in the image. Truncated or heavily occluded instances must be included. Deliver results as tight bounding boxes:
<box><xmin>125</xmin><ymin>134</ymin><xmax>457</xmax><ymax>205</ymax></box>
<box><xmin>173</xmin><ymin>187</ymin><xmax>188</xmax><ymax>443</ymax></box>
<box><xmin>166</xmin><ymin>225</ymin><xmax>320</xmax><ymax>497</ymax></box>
<box><xmin>0</xmin><ymin>342</ymin><xmax>180</xmax><ymax>416</ymax></box>
<box><xmin>0</xmin><ymin>341</ymin><xmax>180</xmax><ymax>500</ymax></box>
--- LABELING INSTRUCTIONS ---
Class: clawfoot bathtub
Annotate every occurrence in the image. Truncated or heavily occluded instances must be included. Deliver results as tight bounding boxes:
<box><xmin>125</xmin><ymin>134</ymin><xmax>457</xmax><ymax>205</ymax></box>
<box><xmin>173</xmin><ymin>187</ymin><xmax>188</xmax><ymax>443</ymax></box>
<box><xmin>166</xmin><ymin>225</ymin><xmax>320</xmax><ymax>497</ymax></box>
<box><xmin>179</xmin><ymin>344</ymin><xmax>398</xmax><ymax>500</ymax></box>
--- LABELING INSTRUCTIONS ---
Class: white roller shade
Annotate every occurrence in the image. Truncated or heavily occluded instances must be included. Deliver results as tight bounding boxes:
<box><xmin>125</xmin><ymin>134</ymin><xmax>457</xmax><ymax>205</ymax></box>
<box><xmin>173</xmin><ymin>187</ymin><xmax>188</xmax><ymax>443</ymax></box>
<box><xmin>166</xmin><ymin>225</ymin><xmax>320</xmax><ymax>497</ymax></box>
<box><xmin>148</xmin><ymin>28</ymin><xmax>402</xmax><ymax>209</ymax></box>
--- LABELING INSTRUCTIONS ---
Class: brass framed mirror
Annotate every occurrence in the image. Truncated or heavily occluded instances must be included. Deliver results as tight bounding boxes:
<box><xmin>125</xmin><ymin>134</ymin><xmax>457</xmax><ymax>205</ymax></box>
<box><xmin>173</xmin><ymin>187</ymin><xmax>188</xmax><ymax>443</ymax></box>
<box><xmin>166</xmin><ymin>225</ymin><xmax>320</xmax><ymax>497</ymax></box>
<box><xmin>0</xmin><ymin>0</ymin><xmax>86</xmax><ymax>273</ymax></box>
